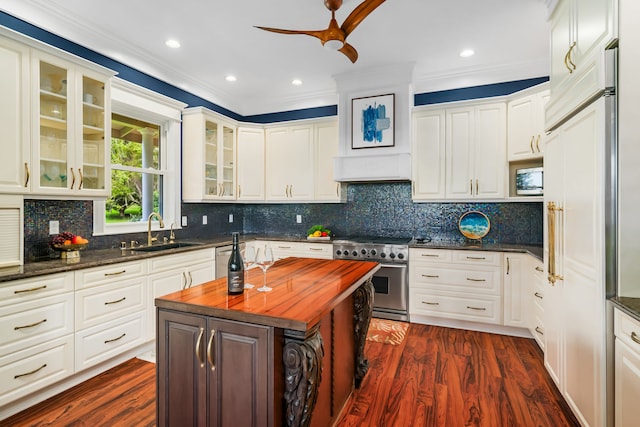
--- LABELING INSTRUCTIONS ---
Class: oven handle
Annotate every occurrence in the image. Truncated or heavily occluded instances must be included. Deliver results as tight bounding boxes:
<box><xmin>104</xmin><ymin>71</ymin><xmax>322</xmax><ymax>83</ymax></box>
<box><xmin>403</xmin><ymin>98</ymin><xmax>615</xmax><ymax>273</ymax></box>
<box><xmin>377</xmin><ymin>263</ymin><xmax>407</xmax><ymax>269</ymax></box>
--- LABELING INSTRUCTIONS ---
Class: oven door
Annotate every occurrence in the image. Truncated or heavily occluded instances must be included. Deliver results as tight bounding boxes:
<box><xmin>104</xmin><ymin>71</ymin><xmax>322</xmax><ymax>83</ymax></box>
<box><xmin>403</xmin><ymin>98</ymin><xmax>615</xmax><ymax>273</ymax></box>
<box><xmin>371</xmin><ymin>263</ymin><xmax>408</xmax><ymax>321</ymax></box>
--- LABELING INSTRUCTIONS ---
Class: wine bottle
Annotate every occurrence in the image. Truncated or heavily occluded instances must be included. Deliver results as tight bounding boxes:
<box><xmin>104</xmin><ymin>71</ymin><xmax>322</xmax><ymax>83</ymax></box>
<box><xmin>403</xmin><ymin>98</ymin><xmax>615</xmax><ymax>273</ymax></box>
<box><xmin>227</xmin><ymin>232</ymin><xmax>244</xmax><ymax>294</ymax></box>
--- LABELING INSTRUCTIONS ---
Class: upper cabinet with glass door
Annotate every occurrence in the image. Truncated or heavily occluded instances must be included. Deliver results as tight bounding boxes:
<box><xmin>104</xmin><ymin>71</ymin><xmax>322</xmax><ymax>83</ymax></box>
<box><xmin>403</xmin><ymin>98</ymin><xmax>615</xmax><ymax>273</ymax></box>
<box><xmin>182</xmin><ymin>107</ymin><xmax>236</xmax><ymax>202</ymax></box>
<box><xmin>31</xmin><ymin>50</ymin><xmax>114</xmax><ymax>197</ymax></box>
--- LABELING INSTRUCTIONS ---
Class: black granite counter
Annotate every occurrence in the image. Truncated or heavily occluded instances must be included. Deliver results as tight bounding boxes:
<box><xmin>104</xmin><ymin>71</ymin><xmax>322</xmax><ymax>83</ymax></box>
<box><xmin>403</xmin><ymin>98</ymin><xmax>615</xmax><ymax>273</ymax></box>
<box><xmin>1</xmin><ymin>234</ymin><xmax>542</xmax><ymax>283</ymax></box>
<box><xmin>610</xmin><ymin>297</ymin><xmax>640</xmax><ymax>323</ymax></box>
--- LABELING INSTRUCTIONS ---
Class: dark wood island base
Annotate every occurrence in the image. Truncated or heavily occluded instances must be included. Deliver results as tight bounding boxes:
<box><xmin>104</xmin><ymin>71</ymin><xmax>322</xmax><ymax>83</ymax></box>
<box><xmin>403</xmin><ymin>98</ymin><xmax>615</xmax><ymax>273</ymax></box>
<box><xmin>155</xmin><ymin>257</ymin><xmax>379</xmax><ymax>427</ymax></box>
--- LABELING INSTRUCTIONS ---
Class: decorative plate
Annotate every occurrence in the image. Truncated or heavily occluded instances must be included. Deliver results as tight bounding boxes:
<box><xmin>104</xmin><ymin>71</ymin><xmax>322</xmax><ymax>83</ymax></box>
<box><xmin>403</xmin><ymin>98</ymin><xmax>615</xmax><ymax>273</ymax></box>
<box><xmin>458</xmin><ymin>211</ymin><xmax>490</xmax><ymax>240</ymax></box>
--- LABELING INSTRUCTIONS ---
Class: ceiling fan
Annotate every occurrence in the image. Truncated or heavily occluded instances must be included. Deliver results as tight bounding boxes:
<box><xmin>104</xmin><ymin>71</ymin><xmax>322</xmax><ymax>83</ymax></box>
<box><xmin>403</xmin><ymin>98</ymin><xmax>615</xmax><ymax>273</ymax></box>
<box><xmin>255</xmin><ymin>0</ymin><xmax>386</xmax><ymax>63</ymax></box>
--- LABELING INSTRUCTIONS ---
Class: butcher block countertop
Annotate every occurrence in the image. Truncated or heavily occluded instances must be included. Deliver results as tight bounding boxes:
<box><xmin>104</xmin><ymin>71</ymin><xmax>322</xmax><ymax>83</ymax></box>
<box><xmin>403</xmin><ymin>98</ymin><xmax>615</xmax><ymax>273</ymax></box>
<box><xmin>155</xmin><ymin>257</ymin><xmax>380</xmax><ymax>332</ymax></box>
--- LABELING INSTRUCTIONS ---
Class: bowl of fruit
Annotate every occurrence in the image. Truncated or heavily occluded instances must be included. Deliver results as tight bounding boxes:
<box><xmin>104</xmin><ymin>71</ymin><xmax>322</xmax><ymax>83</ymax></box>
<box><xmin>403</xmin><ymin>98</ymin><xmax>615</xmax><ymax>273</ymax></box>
<box><xmin>307</xmin><ymin>225</ymin><xmax>331</xmax><ymax>241</ymax></box>
<box><xmin>51</xmin><ymin>232</ymin><xmax>89</xmax><ymax>258</ymax></box>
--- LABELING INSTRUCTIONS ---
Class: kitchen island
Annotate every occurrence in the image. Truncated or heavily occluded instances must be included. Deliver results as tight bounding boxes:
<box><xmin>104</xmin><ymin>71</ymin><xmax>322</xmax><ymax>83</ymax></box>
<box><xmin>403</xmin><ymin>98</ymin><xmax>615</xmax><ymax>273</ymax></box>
<box><xmin>155</xmin><ymin>257</ymin><xmax>379</xmax><ymax>427</ymax></box>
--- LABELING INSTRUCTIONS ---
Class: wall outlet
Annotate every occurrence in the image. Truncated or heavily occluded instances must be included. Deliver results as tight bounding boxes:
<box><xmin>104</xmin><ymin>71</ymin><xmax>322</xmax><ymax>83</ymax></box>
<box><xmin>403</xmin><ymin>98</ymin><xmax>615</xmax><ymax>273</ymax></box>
<box><xmin>229</xmin><ymin>214</ymin><xmax>234</xmax><ymax>223</ymax></box>
<box><xmin>296</xmin><ymin>214</ymin><xmax>302</xmax><ymax>224</ymax></box>
<box><xmin>181</xmin><ymin>216</ymin><xmax>188</xmax><ymax>227</ymax></box>
<box><xmin>49</xmin><ymin>220</ymin><xmax>59</xmax><ymax>235</ymax></box>
<box><xmin>202</xmin><ymin>215</ymin><xmax>208</xmax><ymax>225</ymax></box>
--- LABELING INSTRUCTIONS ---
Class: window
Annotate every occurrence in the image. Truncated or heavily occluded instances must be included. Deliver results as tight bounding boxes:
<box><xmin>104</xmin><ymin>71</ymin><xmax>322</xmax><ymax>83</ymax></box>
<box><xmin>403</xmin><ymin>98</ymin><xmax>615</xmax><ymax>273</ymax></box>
<box><xmin>93</xmin><ymin>79</ymin><xmax>185</xmax><ymax>236</ymax></box>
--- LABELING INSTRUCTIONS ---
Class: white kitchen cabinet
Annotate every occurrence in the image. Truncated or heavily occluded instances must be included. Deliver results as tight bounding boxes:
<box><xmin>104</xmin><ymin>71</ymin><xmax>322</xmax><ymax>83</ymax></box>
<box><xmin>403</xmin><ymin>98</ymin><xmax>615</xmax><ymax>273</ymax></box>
<box><xmin>265</xmin><ymin>125</ymin><xmax>314</xmax><ymax>201</ymax></box>
<box><xmin>412</xmin><ymin>108</ymin><xmax>446</xmax><ymax>200</ymax></box>
<box><xmin>31</xmin><ymin>50</ymin><xmax>113</xmax><ymax>197</ymax></box>
<box><xmin>445</xmin><ymin>103</ymin><xmax>506</xmax><ymax>199</ymax></box>
<box><xmin>544</xmin><ymin>99</ymin><xmax>607</xmax><ymax>427</ymax></box>
<box><xmin>546</xmin><ymin>0</ymin><xmax>616</xmax><ymax>128</ymax></box>
<box><xmin>503</xmin><ymin>253</ymin><xmax>527</xmax><ymax>328</ymax></box>
<box><xmin>409</xmin><ymin>248</ymin><xmax>503</xmax><ymax>325</ymax></box>
<box><xmin>507</xmin><ymin>89</ymin><xmax>549</xmax><ymax>161</ymax></box>
<box><xmin>236</xmin><ymin>126</ymin><xmax>265</xmax><ymax>201</ymax></box>
<box><xmin>528</xmin><ymin>257</ymin><xmax>546</xmax><ymax>350</ymax></box>
<box><xmin>147</xmin><ymin>248</ymin><xmax>215</xmax><ymax>339</ymax></box>
<box><xmin>614</xmin><ymin>308</ymin><xmax>640</xmax><ymax>427</ymax></box>
<box><xmin>182</xmin><ymin>107</ymin><xmax>237</xmax><ymax>202</ymax></box>
<box><xmin>0</xmin><ymin>36</ymin><xmax>30</xmax><ymax>193</ymax></box>
<box><xmin>314</xmin><ymin>120</ymin><xmax>345</xmax><ymax>202</ymax></box>
<box><xmin>254</xmin><ymin>240</ymin><xmax>332</xmax><ymax>261</ymax></box>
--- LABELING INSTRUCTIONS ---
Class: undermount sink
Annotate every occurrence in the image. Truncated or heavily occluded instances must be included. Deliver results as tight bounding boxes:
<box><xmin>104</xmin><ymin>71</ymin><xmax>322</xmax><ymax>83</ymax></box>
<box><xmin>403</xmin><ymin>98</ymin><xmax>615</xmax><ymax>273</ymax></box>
<box><xmin>131</xmin><ymin>242</ymin><xmax>203</xmax><ymax>252</ymax></box>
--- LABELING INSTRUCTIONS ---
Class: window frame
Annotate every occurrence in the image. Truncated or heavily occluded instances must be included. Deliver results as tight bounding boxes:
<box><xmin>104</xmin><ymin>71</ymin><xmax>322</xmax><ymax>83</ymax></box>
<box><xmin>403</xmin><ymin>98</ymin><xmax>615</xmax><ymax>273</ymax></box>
<box><xmin>93</xmin><ymin>78</ymin><xmax>186</xmax><ymax>236</ymax></box>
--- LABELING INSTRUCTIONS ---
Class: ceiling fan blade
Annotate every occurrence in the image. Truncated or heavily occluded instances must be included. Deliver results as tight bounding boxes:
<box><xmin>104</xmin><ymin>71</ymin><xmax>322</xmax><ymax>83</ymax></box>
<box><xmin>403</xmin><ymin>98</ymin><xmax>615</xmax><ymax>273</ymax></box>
<box><xmin>254</xmin><ymin>26</ymin><xmax>327</xmax><ymax>42</ymax></box>
<box><xmin>339</xmin><ymin>43</ymin><xmax>358</xmax><ymax>63</ymax></box>
<box><xmin>341</xmin><ymin>0</ymin><xmax>386</xmax><ymax>37</ymax></box>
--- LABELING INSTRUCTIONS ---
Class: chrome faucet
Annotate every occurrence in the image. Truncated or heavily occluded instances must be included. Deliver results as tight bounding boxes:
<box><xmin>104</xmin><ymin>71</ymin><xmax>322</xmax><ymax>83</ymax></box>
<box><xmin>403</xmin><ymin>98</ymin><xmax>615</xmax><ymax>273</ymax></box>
<box><xmin>147</xmin><ymin>212</ymin><xmax>165</xmax><ymax>246</ymax></box>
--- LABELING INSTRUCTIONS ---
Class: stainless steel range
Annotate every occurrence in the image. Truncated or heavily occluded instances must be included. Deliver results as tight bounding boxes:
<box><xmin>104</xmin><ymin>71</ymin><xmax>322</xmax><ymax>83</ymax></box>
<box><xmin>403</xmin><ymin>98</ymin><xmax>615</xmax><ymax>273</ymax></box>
<box><xmin>333</xmin><ymin>236</ymin><xmax>410</xmax><ymax>322</ymax></box>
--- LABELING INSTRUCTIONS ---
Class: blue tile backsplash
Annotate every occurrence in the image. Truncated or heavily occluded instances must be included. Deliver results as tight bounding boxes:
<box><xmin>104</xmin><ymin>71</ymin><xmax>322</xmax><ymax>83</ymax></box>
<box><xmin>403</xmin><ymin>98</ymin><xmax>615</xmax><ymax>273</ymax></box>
<box><xmin>24</xmin><ymin>182</ymin><xmax>542</xmax><ymax>262</ymax></box>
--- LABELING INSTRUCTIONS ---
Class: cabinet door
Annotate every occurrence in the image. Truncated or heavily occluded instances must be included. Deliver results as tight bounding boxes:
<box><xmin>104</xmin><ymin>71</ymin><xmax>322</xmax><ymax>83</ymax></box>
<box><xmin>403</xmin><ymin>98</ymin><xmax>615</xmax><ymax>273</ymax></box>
<box><xmin>507</xmin><ymin>94</ymin><xmax>538</xmax><ymax>161</ymax></box>
<box><xmin>265</xmin><ymin>127</ymin><xmax>290</xmax><ymax>200</ymax></box>
<box><xmin>208</xmin><ymin>318</ymin><xmax>272</xmax><ymax>427</ymax></box>
<box><xmin>615</xmin><ymin>338</ymin><xmax>640</xmax><ymax>427</ymax></box>
<box><xmin>503</xmin><ymin>253</ymin><xmax>527</xmax><ymax>328</ymax></box>
<box><xmin>219</xmin><ymin>124</ymin><xmax>236</xmax><ymax>199</ymax></box>
<box><xmin>412</xmin><ymin>109</ymin><xmax>445</xmax><ymax>199</ymax></box>
<box><xmin>187</xmin><ymin>262</ymin><xmax>215</xmax><ymax>289</ymax></box>
<box><xmin>157</xmin><ymin>309</ymin><xmax>207</xmax><ymax>427</ymax></box>
<box><xmin>474</xmin><ymin>103</ymin><xmax>506</xmax><ymax>198</ymax></box>
<box><xmin>237</xmin><ymin>127</ymin><xmax>265</xmax><ymax>201</ymax></box>
<box><xmin>204</xmin><ymin>119</ymin><xmax>219</xmax><ymax>198</ymax></box>
<box><xmin>0</xmin><ymin>37</ymin><xmax>30</xmax><ymax>193</ymax></box>
<box><xmin>266</xmin><ymin>125</ymin><xmax>313</xmax><ymax>201</ymax></box>
<box><xmin>314</xmin><ymin>121</ymin><xmax>342</xmax><ymax>201</ymax></box>
<box><xmin>445</xmin><ymin>107</ymin><xmax>474</xmax><ymax>199</ymax></box>
<box><xmin>549</xmin><ymin>0</ymin><xmax>574</xmax><ymax>105</ymax></box>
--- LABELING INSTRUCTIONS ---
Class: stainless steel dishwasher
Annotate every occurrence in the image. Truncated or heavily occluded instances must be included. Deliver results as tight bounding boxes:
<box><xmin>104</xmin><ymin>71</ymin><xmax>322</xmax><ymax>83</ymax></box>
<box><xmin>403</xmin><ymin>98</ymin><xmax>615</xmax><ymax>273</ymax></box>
<box><xmin>215</xmin><ymin>242</ymin><xmax>245</xmax><ymax>279</ymax></box>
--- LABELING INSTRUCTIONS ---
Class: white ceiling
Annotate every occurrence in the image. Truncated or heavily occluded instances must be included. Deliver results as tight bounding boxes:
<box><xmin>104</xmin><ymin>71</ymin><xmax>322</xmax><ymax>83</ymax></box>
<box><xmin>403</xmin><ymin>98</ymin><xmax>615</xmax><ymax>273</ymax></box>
<box><xmin>0</xmin><ymin>0</ymin><xmax>551</xmax><ymax>116</ymax></box>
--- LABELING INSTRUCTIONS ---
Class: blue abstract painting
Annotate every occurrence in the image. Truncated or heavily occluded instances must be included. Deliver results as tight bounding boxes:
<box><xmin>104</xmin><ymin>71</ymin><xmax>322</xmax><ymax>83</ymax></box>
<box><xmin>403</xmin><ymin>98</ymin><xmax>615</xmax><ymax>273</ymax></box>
<box><xmin>352</xmin><ymin>94</ymin><xmax>394</xmax><ymax>148</ymax></box>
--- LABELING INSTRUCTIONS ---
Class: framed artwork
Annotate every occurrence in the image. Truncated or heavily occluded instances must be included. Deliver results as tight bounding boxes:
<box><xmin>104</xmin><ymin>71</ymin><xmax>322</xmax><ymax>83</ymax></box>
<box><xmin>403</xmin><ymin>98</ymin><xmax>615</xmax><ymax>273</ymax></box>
<box><xmin>351</xmin><ymin>93</ymin><xmax>395</xmax><ymax>149</ymax></box>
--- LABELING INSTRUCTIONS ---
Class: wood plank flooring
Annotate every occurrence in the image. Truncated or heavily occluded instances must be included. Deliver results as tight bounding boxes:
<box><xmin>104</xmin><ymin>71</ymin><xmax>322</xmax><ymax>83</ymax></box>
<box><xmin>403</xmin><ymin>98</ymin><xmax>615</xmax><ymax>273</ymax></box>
<box><xmin>3</xmin><ymin>324</ymin><xmax>579</xmax><ymax>427</ymax></box>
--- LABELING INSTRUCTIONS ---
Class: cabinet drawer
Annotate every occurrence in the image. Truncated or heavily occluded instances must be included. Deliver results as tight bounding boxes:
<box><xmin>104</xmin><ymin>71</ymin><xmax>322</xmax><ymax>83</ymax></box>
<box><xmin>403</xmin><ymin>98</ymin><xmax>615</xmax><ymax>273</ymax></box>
<box><xmin>148</xmin><ymin>248</ymin><xmax>215</xmax><ymax>273</ymax></box>
<box><xmin>75</xmin><ymin>311</ymin><xmax>147</xmax><ymax>371</ymax></box>
<box><xmin>300</xmin><ymin>243</ymin><xmax>332</xmax><ymax>259</ymax></box>
<box><xmin>453</xmin><ymin>250</ymin><xmax>501</xmax><ymax>266</ymax></box>
<box><xmin>75</xmin><ymin>260</ymin><xmax>146</xmax><ymax>289</ymax></box>
<box><xmin>0</xmin><ymin>273</ymin><xmax>73</xmax><ymax>307</ymax></box>
<box><xmin>0</xmin><ymin>334</ymin><xmax>74</xmax><ymax>407</ymax></box>
<box><xmin>0</xmin><ymin>293</ymin><xmax>74</xmax><ymax>357</ymax></box>
<box><xmin>410</xmin><ymin>290</ymin><xmax>502</xmax><ymax>324</ymax></box>
<box><xmin>410</xmin><ymin>248</ymin><xmax>453</xmax><ymax>263</ymax></box>
<box><xmin>615</xmin><ymin>308</ymin><xmax>640</xmax><ymax>353</ymax></box>
<box><xmin>75</xmin><ymin>277</ymin><xmax>146</xmax><ymax>330</ymax></box>
<box><xmin>411</xmin><ymin>264</ymin><xmax>501</xmax><ymax>294</ymax></box>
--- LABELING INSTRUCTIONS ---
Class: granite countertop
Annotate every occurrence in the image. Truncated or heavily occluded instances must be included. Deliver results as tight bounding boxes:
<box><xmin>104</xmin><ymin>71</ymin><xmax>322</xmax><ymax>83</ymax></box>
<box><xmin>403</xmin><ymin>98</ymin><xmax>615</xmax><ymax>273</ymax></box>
<box><xmin>0</xmin><ymin>234</ymin><xmax>543</xmax><ymax>283</ymax></box>
<box><xmin>610</xmin><ymin>296</ymin><xmax>640</xmax><ymax>323</ymax></box>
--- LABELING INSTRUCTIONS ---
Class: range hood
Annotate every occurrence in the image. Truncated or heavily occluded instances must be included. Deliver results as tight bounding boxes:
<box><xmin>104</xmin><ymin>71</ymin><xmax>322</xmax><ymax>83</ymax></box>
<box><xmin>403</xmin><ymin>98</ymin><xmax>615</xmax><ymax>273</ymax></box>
<box><xmin>332</xmin><ymin>63</ymin><xmax>414</xmax><ymax>182</ymax></box>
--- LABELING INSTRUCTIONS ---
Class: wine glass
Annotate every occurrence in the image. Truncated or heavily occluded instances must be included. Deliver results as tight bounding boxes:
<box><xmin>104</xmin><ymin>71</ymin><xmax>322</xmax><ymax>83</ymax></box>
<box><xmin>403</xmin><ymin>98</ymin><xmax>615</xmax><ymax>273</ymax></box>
<box><xmin>242</xmin><ymin>246</ymin><xmax>256</xmax><ymax>289</ymax></box>
<box><xmin>255</xmin><ymin>245</ymin><xmax>274</xmax><ymax>292</ymax></box>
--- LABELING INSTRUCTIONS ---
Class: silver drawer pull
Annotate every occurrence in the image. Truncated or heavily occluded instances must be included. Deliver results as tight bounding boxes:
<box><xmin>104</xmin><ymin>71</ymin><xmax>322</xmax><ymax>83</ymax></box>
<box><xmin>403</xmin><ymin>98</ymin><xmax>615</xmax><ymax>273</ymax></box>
<box><xmin>309</xmin><ymin>248</ymin><xmax>323</xmax><ymax>251</ymax></box>
<box><xmin>14</xmin><ymin>285</ymin><xmax>47</xmax><ymax>294</ymax></box>
<box><xmin>421</xmin><ymin>254</ymin><xmax>439</xmax><ymax>257</ymax></box>
<box><xmin>466</xmin><ymin>278</ymin><xmax>486</xmax><ymax>282</ymax></box>
<box><xmin>535</xmin><ymin>326</ymin><xmax>544</xmax><ymax>336</ymax></box>
<box><xmin>104</xmin><ymin>297</ymin><xmax>126</xmax><ymax>305</ymax></box>
<box><xmin>14</xmin><ymin>363</ymin><xmax>47</xmax><ymax>379</ymax></box>
<box><xmin>422</xmin><ymin>274</ymin><xmax>439</xmax><ymax>278</ymax></box>
<box><xmin>421</xmin><ymin>301</ymin><xmax>439</xmax><ymax>305</ymax></box>
<box><xmin>104</xmin><ymin>333</ymin><xmax>126</xmax><ymax>344</ymax></box>
<box><xmin>631</xmin><ymin>332</ymin><xmax>640</xmax><ymax>345</ymax></box>
<box><xmin>466</xmin><ymin>306</ymin><xmax>487</xmax><ymax>311</ymax></box>
<box><xmin>535</xmin><ymin>266</ymin><xmax>544</xmax><ymax>272</ymax></box>
<box><xmin>14</xmin><ymin>318</ymin><xmax>47</xmax><ymax>330</ymax></box>
<box><xmin>466</xmin><ymin>256</ymin><xmax>486</xmax><ymax>260</ymax></box>
<box><xmin>104</xmin><ymin>270</ymin><xmax>126</xmax><ymax>277</ymax></box>
<box><xmin>534</xmin><ymin>292</ymin><xmax>543</xmax><ymax>299</ymax></box>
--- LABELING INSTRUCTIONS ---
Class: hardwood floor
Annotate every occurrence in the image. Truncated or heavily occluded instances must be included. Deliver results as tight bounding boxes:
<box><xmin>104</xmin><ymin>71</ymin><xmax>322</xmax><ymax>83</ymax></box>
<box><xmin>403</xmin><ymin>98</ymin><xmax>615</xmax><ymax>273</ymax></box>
<box><xmin>3</xmin><ymin>324</ymin><xmax>579</xmax><ymax>427</ymax></box>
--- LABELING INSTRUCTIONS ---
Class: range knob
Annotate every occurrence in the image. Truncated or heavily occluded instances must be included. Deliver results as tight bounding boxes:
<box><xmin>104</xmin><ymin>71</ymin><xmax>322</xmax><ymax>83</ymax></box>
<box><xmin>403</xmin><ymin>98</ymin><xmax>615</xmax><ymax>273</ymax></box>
<box><xmin>389</xmin><ymin>253</ymin><xmax>396</xmax><ymax>259</ymax></box>
<box><xmin>380</xmin><ymin>252</ymin><xmax>386</xmax><ymax>258</ymax></box>
<box><xmin>352</xmin><ymin>250</ymin><xmax>358</xmax><ymax>257</ymax></box>
<box><xmin>361</xmin><ymin>249</ymin><xmax>367</xmax><ymax>255</ymax></box>
<box><xmin>397</xmin><ymin>253</ymin><xmax>405</xmax><ymax>260</ymax></box>
<box><xmin>370</xmin><ymin>249</ymin><xmax>377</xmax><ymax>256</ymax></box>
<box><xmin>335</xmin><ymin>250</ymin><xmax>342</xmax><ymax>256</ymax></box>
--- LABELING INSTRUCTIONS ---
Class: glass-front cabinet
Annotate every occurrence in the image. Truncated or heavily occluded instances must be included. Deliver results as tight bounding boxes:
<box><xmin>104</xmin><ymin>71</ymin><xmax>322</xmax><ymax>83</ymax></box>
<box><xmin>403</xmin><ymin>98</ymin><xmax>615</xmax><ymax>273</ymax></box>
<box><xmin>182</xmin><ymin>107</ymin><xmax>236</xmax><ymax>202</ymax></box>
<box><xmin>32</xmin><ymin>51</ymin><xmax>113</xmax><ymax>196</ymax></box>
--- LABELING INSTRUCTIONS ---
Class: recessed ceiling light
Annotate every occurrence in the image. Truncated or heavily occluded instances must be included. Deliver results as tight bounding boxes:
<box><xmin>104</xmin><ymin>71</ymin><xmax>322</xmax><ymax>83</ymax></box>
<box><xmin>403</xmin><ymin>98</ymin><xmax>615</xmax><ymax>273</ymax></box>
<box><xmin>225</xmin><ymin>75</ymin><xmax>237</xmax><ymax>82</ymax></box>
<box><xmin>291</xmin><ymin>79</ymin><xmax>303</xmax><ymax>86</ymax></box>
<box><xmin>165</xmin><ymin>39</ymin><xmax>181</xmax><ymax>49</ymax></box>
<box><xmin>459</xmin><ymin>49</ymin><xmax>475</xmax><ymax>58</ymax></box>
